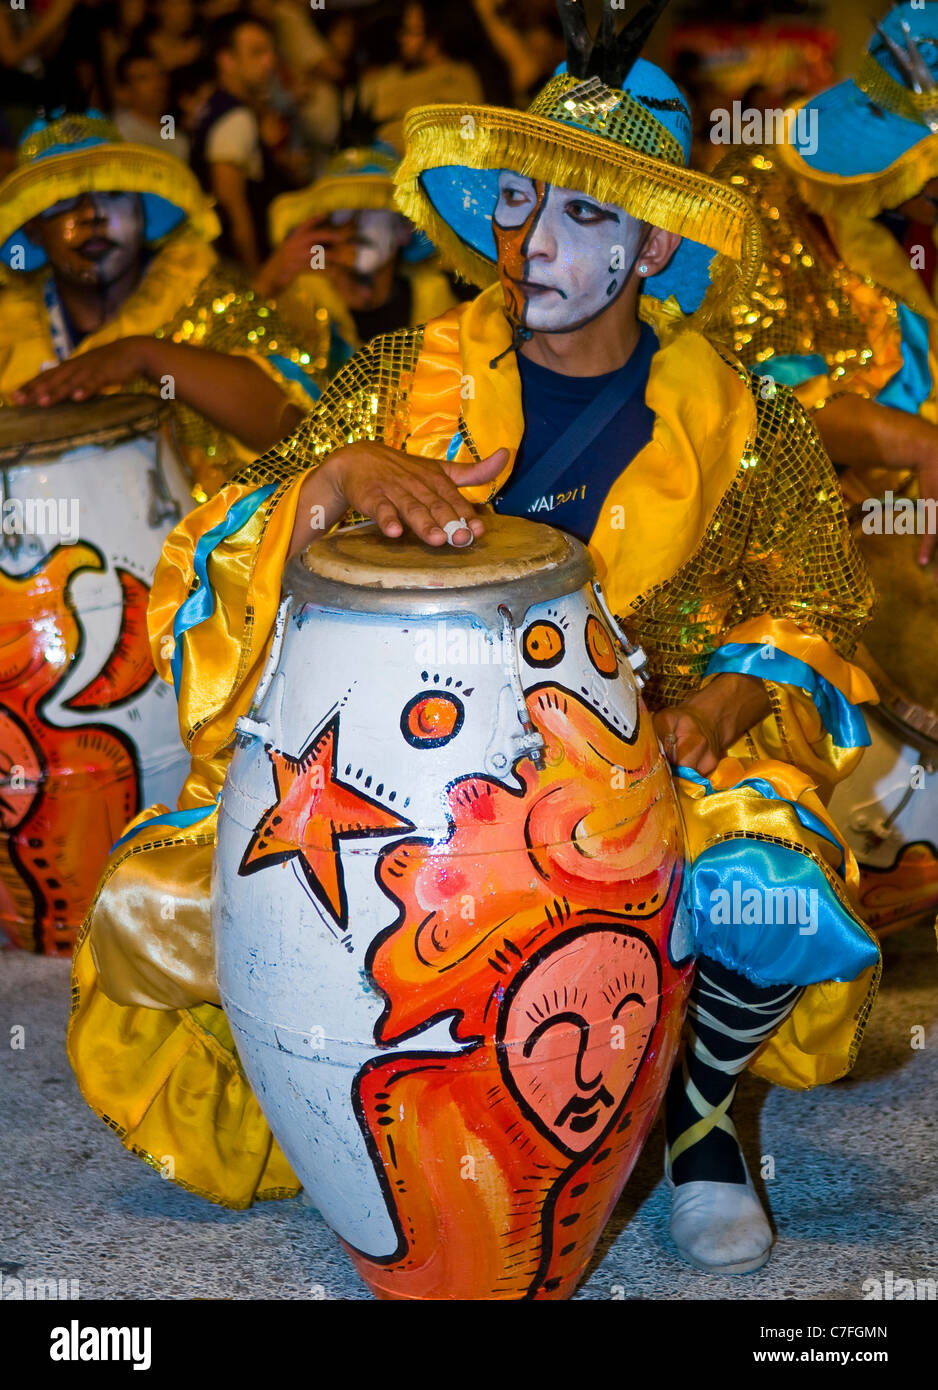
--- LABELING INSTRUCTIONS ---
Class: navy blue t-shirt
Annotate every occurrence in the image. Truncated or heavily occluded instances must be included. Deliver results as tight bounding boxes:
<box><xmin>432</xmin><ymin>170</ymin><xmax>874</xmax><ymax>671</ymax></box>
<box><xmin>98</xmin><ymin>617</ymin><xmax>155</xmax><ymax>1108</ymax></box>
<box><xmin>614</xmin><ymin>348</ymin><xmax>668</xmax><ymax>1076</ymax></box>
<box><xmin>493</xmin><ymin>322</ymin><xmax>657</xmax><ymax>544</ymax></box>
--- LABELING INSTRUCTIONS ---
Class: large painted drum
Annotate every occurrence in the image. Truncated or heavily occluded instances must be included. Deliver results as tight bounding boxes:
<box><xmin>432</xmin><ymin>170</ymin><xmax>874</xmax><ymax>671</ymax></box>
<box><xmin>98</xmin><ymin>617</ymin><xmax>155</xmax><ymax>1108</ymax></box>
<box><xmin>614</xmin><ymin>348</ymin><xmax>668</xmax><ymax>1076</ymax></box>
<box><xmin>828</xmin><ymin>523</ymin><xmax>938</xmax><ymax>933</ymax></box>
<box><xmin>0</xmin><ymin>396</ymin><xmax>192</xmax><ymax>954</ymax></box>
<box><xmin>214</xmin><ymin>514</ymin><xmax>694</xmax><ymax>1300</ymax></box>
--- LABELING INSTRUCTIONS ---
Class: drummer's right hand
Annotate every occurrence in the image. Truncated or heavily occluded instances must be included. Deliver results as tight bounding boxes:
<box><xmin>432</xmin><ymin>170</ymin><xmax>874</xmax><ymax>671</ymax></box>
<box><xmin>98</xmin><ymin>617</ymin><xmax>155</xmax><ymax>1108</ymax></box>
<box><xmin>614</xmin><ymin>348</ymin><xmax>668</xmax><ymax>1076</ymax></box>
<box><xmin>314</xmin><ymin>441</ymin><xmax>510</xmax><ymax>548</ymax></box>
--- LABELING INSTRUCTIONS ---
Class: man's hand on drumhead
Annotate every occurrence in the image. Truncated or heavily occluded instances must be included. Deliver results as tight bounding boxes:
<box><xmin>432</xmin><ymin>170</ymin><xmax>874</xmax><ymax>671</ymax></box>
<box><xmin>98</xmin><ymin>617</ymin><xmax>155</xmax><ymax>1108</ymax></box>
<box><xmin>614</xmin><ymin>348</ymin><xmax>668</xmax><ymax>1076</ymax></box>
<box><xmin>324</xmin><ymin>442</ymin><xmax>509</xmax><ymax>546</ymax></box>
<box><xmin>11</xmin><ymin>337</ymin><xmax>151</xmax><ymax>407</ymax></box>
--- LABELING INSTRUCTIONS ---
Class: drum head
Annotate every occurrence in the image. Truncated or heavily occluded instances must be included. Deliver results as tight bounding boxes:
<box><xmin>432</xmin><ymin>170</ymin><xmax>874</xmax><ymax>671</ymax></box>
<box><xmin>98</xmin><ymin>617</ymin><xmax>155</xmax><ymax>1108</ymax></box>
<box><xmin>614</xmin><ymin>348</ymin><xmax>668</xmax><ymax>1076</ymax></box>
<box><xmin>289</xmin><ymin>513</ymin><xmax>594</xmax><ymax>620</ymax></box>
<box><xmin>855</xmin><ymin>527</ymin><xmax>938</xmax><ymax>752</ymax></box>
<box><xmin>0</xmin><ymin>394</ymin><xmax>168</xmax><ymax>464</ymax></box>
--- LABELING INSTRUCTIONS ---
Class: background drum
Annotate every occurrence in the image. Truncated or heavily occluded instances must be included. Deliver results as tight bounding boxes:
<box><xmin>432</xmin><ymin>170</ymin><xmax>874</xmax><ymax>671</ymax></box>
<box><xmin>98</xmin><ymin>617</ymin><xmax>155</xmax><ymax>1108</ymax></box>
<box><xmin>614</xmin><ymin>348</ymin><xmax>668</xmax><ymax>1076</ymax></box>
<box><xmin>828</xmin><ymin>521</ymin><xmax>938</xmax><ymax>934</ymax></box>
<box><xmin>0</xmin><ymin>396</ymin><xmax>192</xmax><ymax>954</ymax></box>
<box><xmin>214</xmin><ymin>513</ymin><xmax>694</xmax><ymax>1300</ymax></box>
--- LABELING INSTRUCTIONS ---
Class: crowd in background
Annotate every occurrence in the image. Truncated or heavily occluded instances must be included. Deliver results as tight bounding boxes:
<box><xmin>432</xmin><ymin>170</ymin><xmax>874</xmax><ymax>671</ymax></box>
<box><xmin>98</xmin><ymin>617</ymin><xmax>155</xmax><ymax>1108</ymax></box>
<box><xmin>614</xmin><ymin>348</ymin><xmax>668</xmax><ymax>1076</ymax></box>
<box><xmin>0</xmin><ymin>0</ymin><xmax>566</xmax><ymax>275</ymax></box>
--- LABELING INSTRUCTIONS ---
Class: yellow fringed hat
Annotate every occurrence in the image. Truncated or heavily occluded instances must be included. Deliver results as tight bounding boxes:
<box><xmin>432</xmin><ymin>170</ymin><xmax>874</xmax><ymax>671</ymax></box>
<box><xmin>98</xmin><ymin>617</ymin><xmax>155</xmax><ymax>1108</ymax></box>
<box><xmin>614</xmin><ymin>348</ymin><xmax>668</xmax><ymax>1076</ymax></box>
<box><xmin>778</xmin><ymin>3</ymin><xmax>938</xmax><ymax>221</ymax></box>
<box><xmin>0</xmin><ymin>110</ymin><xmax>220</xmax><ymax>274</ymax></box>
<box><xmin>394</xmin><ymin>0</ymin><xmax>763</xmax><ymax>322</ymax></box>
<box><xmin>269</xmin><ymin>142</ymin><xmax>437</xmax><ymax>265</ymax></box>
<box><xmin>268</xmin><ymin>144</ymin><xmax>400</xmax><ymax>245</ymax></box>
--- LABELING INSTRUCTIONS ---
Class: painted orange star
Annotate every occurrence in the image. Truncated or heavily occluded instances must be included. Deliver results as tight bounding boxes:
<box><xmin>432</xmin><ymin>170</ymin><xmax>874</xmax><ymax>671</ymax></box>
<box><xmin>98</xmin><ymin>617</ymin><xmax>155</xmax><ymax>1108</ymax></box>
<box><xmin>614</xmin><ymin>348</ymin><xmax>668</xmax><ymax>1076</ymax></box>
<box><xmin>239</xmin><ymin>713</ymin><xmax>413</xmax><ymax>929</ymax></box>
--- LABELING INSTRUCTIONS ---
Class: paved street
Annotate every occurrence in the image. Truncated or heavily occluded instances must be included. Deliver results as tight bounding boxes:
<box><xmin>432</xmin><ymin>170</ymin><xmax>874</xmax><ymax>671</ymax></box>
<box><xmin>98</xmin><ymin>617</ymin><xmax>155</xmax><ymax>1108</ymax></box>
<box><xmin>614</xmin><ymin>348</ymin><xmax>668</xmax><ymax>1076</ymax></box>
<box><xmin>2</xmin><ymin>923</ymin><xmax>936</xmax><ymax>1301</ymax></box>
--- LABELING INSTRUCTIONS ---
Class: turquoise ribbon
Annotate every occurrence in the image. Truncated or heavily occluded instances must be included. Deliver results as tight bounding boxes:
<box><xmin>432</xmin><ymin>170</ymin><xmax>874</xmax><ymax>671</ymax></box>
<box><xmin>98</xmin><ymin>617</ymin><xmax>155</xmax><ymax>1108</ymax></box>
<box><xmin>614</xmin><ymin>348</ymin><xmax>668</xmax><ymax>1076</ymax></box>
<box><xmin>110</xmin><ymin>796</ymin><xmax>221</xmax><ymax>853</ymax></box>
<box><xmin>704</xmin><ymin>643</ymin><xmax>870</xmax><ymax>750</ymax></box>
<box><xmin>267</xmin><ymin>354</ymin><xmax>322</xmax><ymax>403</ymax></box>
<box><xmin>170</xmin><ymin>484</ymin><xmax>277</xmax><ymax>696</ymax></box>
<box><xmin>875</xmin><ymin>303</ymin><xmax>933</xmax><ymax>415</ymax></box>
<box><xmin>755</xmin><ymin>353</ymin><xmax>828</xmax><ymax>388</ymax></box>
<box><xmin>672</xmin><ymin>765</ymin><xmax>875</xmax><ymax>985</ymax></box>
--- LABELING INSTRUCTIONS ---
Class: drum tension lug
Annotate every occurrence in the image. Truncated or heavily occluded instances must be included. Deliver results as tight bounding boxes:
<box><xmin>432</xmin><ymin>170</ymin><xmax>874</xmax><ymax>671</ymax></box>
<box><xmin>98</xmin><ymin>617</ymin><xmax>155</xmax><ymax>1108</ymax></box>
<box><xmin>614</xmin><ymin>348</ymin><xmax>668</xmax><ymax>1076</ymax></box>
<box><xmin>498</xmin><ymin>603</ymin><xmax>547</xmax><ymax>770</ymax></box>
<box><xmin>590</xmin><ymin>581</ymin><xmax>648</xmax><ymax>687</ymax></box>
<box><xmin>235</xmin><ymin>715</ymin><xmax>271</xmax><ymax>747</ymax></box>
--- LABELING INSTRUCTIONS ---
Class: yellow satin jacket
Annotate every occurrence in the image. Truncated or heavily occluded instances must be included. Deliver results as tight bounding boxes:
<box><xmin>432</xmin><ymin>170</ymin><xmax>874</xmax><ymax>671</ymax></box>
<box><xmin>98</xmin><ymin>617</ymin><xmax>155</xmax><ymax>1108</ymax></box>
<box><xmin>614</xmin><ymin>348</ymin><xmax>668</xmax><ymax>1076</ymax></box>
<box><xmin>67</xmin><ymin>284</ymin><xmax>881</xmax><ymax>1209</ymax></box>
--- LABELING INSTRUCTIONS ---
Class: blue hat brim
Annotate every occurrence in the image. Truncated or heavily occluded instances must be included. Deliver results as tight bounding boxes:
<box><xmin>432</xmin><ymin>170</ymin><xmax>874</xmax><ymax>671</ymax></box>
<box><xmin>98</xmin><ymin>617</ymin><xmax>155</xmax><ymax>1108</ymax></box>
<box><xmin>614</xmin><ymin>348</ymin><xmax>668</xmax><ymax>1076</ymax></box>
<box><xmin>792</xmin><ymin>77</ymin><xmax>930</xmax><ymax>178</ymax></box>
<box><xmin>419</xmin><ymin>166</ymin><xmax>717</xmax><ymax>316</ymax></box>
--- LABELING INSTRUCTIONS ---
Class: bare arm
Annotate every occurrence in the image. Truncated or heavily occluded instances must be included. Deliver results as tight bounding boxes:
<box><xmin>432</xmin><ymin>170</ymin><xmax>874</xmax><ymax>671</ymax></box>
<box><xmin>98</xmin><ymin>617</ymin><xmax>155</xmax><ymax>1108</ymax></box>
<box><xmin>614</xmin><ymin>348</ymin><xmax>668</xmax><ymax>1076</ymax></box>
<box><xmin>811</xmin><ymin>394</ymin><xmax>937</xmax><ymax>471</ymax></box>
<box><xmin>811</xmin><ymin>394</ymin><xmax>938</xmax><ymax>566</ymax></box>
<box><xmin>12</xmin><ymin>338</ymin><xmax>304</xmax><ymax>453</ymax></box>
<box><xmin>211</xmin><ymin>162</ymin><xmax>260</xmax><ymax>274</ymax></box>
<box><xmin>654</xmin><ymin>673</ymin><xmax>772</xmax><ymax>775</ymax></box>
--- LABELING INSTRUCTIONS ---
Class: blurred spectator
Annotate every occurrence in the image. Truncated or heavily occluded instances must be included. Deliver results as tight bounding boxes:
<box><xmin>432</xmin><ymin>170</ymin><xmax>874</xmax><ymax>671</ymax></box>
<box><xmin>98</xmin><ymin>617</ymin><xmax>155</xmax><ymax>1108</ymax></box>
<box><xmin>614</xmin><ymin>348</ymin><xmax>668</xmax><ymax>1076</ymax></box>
<box><xmin>171</xmin><ymin>59</ymin><xmax>216</xmax><ymax>137</ymax></box>
<box><xmin>269</xmin><ymin>1</ymin><xmax>357</xmax><ymax>154</ymax></box>
<box><xmin>100</xmin><ymin>0</ymin><xmax>148</xmax><ymax>101</ymax></box>
<box><xmin>43</xmin><ymin>0</ymin><xmax>120</xmax><ymax>108</ymax></box>
<box><xmin>256</xmin><ymin>142</ymin><xmax>456</xmax><ymax>354</ymax></box>
<box><xmin>190</xmin><ymin>10</ymin><xmax>285</xmax><ymax>273</ymax></box>
<box><xmin>356</xmin><ymin>1</ymin><xmax>488</xmax><ymax>152</ymax></box>
<box><xmin>136</xmin><ymin>0</ymin><xmax>203</xmax><ymax>74</ymax></box>
<box><xmin>470</xmin><ymin>0</ymin><xmax>560</xmax><ymax>104</ymax></box>
<box><xmin>112</xmin><ymin>46</ymin><xmax>190</xmax><ymax>159</ymax></box>
<box><xmin>0</xmin><ymin>0</ymin><xmax>77</xmax><ymax>113</ymax></box>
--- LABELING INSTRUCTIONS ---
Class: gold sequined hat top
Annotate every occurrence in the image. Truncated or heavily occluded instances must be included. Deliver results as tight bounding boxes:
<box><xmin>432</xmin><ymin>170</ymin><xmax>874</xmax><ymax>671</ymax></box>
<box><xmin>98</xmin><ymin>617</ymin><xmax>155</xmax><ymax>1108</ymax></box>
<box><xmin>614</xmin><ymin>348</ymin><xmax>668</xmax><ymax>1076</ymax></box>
<box><xmin>395</xmin><ymin>0</ymin><xmax>763</xmax><ymax>322</ymax></box>
<box><xmin>0</xmin><ymin>109</ymin><xmax>220</xmax><ymax>274</ymax></box>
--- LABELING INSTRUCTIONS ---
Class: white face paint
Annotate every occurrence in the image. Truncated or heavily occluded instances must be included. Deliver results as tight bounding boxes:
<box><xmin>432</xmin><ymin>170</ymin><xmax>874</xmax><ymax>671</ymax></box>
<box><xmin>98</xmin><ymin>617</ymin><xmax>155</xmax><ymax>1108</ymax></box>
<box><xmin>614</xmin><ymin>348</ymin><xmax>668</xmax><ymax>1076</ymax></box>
<box><xmin>492</xmin><ymin>172</ymin><xmax>646</xmax><ymax>333</ymax></box>
<box><xmin>332</xmin><ymin>208</ymin><xmax>409</xmax><ymax>276</ymax></box>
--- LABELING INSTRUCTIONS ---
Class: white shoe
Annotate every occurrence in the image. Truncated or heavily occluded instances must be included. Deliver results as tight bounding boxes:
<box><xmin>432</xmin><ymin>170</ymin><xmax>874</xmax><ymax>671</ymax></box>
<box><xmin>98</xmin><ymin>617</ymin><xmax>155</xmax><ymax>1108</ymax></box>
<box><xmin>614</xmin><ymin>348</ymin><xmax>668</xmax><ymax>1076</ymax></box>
<box><xmin>667</xmin><ymin>1159</ymin><xmax>773</xmax><ymax>1274</ymax></box>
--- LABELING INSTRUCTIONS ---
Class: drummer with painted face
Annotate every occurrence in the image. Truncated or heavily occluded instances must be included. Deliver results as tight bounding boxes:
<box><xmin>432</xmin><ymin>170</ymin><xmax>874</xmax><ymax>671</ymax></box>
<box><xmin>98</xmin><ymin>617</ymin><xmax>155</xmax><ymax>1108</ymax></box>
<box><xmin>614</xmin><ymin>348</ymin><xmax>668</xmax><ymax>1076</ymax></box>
<box><xmin>69</xmin><ymin>2</ymin><xmax>882</xmax><ymax>1281</ymax></box>
<box><xmin>0</xmin><ymin>111</ymin><xmax>332</xmax><ymax>498</ymax></box>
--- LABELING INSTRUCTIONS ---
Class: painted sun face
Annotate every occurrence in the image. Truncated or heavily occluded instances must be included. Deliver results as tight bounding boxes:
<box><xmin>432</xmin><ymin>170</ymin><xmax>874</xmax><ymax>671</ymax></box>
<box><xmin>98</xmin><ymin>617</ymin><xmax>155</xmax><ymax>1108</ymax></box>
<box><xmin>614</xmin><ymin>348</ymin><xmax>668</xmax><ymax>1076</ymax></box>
<box><xmin>492</xmin><ymin>172</ymin><xmax>645</xmax><ymax>334</ymax></box>
<box><xmin>498</xmin><ymin>927</ymin><xmax>661</xmax><ymax>1155</ymax></box>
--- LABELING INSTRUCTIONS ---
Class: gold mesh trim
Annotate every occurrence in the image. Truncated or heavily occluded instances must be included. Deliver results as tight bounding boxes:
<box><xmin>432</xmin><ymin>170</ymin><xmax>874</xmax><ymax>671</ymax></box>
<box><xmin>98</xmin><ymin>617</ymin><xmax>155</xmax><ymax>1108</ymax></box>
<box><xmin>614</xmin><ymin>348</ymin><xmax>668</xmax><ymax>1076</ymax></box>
<box><xmin>17</xmin><ymin>113</ymin><xmax>122</xmax><ymax>164</ymax></box>
<box><xmin>621</xmin><ymin>363</ymin><xmax>874</xmax><ymax>711</ymax></box>
<box><xmin>527</xmin><ymin>73</ymin><xmax>684</xmax><ymax>166</ymax></box>
<box><xmin>855</xmin><ymin>51</ymin><xmax>938</xmax><ymax>127</ymax></box>
<box><xmin>232</xmin><ymin>326</ymin><xmax>425</xmax><ymax>488</ymax></box>
<box><xmin>710</xmin><ymin>148</ymin><xmax>898</xmax><ymax>381</ymax></box>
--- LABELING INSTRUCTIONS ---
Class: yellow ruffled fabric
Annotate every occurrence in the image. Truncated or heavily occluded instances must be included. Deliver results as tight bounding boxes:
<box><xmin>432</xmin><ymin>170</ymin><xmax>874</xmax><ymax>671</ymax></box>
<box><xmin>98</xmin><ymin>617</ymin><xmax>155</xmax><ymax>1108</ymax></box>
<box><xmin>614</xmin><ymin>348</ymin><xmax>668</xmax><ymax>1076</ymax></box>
<box><xmin>68</xmin><ymin>290</ymin><xmax>879</xmax><ymax>1206</ymax></box>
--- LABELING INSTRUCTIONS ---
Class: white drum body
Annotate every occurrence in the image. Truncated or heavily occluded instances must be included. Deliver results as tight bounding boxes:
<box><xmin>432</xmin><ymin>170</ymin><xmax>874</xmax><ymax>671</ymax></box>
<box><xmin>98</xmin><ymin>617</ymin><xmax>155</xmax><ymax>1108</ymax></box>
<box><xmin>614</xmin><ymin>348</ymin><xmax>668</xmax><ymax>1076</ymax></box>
<box><xmin>828</xmin><ymin>714</ymin><xmax>938</xmax><ymax>932</ymax></box>
<box><xmin>214</xmin><ymin>517</ymin><xmax>692</xmax><ymax>1300</ymax></box>
<box><xmin>0</xmin><ymin>396</ymin><xmax>192</xmax><ymax>952</ymax></box>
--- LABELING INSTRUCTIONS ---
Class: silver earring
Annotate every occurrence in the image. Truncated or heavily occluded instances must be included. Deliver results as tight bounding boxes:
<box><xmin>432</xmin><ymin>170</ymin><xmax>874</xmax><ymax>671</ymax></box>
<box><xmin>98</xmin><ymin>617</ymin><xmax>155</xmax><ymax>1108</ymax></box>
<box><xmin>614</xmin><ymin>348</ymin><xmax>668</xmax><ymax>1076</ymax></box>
<box><xmin>638</xmin><ymin>263</ymin><xmax>649</xmax><ymax>275</ymax></box>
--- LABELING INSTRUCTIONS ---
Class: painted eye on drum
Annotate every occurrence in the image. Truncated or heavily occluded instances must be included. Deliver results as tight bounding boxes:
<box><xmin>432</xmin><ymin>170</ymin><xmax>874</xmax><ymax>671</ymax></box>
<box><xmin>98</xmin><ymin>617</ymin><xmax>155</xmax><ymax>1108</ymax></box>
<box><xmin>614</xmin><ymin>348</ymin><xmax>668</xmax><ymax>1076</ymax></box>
<box><xmin>523</xmin><ymin>620</ymin><xmax>565</xmax><ymax>668</ymax></box>
<box><xmin>585</xmin><ymin>614</ymin><xmax>618</xmax><ymax>678</ymax></box>
<box><xmin>401</xmin><ymin>692</ymin><xmax>465</xmax><ymax>748</ymax></box>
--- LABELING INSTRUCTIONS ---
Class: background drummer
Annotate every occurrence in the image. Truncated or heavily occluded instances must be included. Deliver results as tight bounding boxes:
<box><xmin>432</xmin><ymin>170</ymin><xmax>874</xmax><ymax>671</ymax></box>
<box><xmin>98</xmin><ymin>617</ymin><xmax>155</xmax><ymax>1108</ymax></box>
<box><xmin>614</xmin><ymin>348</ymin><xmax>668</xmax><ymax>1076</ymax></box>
<box><xmin>0</xmin><ymin>110</ymin><xmax>332</xmax><ymax>500</ymax></box>
<box><xmin>256</xmin><ymin>141</ymin><xmax>457</xmax><ymax>362</ymax></box>
<box><xmin>69</xmin><ymin>4</ymin><xmax>882</xmax><ymax>1284</ymax></box>
<box><xmin>714</xmin><ymin>3</ymin><xmax>938</xmax><ymax>576</ymax></box>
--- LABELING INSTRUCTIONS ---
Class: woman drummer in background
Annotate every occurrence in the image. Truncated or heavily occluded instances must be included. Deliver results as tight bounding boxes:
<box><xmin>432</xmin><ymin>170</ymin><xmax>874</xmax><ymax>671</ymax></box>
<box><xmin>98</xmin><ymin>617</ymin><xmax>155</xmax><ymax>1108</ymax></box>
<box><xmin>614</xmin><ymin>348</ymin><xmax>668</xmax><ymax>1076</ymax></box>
<box><xmin>69</xmin><ymin>2</ymin><xmax>882</xmax><ymax>1281</ymax></box>
<box><xmin>0</xmin><ymin>110</ymin><xmax>331</xmax><ymax>499</ymax></box>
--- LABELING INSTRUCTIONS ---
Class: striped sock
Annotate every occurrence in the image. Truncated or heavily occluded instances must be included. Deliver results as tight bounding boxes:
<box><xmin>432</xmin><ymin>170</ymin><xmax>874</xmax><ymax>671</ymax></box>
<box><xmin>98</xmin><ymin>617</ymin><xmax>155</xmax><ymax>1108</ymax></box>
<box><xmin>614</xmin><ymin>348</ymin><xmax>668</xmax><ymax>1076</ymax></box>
<box><xmin>666</xmin><ymin>956</ymin><xmax>803</xmax><ymax>1185</ymax></box>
